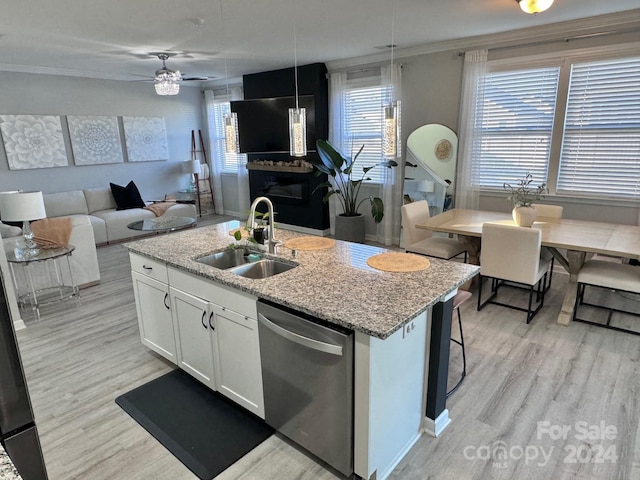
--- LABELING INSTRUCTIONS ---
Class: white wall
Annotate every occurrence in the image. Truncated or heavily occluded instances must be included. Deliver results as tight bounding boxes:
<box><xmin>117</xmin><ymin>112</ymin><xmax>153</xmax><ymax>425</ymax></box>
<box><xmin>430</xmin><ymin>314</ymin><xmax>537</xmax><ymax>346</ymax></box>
<box><xmin>0</xmin><ymin>72</ymin><xmax>206</xmax><ymax>201</ymax></box>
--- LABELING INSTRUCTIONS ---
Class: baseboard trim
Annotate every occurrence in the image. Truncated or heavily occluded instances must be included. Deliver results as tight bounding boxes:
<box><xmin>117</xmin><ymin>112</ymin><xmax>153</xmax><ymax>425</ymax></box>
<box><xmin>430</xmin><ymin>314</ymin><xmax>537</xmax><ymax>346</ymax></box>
<box><xmin>423</xmin><ymin>409</ymin><xmax>451</xmax><ymax>437</ymax></box>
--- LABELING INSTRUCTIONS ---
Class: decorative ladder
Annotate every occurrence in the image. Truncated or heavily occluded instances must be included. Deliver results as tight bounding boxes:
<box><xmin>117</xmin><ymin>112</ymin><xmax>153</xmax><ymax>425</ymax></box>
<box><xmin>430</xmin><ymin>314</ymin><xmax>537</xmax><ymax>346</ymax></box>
<box><xmin>191</xmin><ymin>130</ymin><xmax>215</xmax><ymax>216</ymax></box>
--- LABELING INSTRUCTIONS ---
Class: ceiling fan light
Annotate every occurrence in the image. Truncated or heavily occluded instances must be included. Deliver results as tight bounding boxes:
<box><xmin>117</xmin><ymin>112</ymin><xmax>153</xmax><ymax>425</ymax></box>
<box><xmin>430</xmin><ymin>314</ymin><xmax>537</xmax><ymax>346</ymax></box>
<box><xmin>516</xmin><ymin>0</ymin><xmax>554</xmax><ymax>14</ymax></box>
<box><xmin>155</xmin><ymin>77</ymin><xmax>180</xmax><ymax>95</ymax></box>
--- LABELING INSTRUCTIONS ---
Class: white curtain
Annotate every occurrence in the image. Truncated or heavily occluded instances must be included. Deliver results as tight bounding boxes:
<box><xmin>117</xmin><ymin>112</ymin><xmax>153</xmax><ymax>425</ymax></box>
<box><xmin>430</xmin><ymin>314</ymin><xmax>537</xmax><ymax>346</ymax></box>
<box><xmin>327</xmin><ymin>71</ymin><xmax>347</xmax><ymax>235</ymax></box>
<box><xmin>203</xmin><ymin>90</ymin><xmax>225</xmax><ymax>214</ymax></box>
<box><xmin>455</xmin><ymin>49</ymin><xmax>487</xmax><ymax>210</ymax></box>
<box><xmin>379</xmin><ymin>63</ymin><xmax>403</xmax><ymax>246</ymax></box>
<box><xmin>231</xmin><ymin>86</ymin><xmax>250</xmax><ymax>219</ymax></box>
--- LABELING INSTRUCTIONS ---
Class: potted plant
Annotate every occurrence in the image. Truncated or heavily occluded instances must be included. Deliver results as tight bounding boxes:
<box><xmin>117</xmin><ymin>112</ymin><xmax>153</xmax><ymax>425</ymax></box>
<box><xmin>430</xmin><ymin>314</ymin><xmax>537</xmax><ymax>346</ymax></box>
<box><xmin>503</xmin><ymin>172</ymin><xmax>547</xmax><ymax>227</ymax></box>
<box><xmin>310</xmin><ymin>139</ymin><xmax>397</xmax><ymax>243</ymax></box>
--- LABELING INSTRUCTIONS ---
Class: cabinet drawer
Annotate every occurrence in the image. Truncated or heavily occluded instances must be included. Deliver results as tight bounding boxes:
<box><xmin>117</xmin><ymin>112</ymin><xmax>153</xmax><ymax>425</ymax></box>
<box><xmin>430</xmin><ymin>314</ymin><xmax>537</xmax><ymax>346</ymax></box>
<box><xmin>168</xmin><ymin>267</ymin><xmax>257</xmax><ymax>319</ymax></box>
<box><xmin>130</xmin><ymin>253</ymin><xmax>168</xmax><ymax>284</ymax></box>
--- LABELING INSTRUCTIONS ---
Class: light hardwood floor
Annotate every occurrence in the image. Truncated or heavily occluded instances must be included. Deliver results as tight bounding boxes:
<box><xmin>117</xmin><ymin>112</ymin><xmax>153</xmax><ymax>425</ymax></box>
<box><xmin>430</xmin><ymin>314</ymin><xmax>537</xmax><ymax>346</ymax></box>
<box><xmin>14</xmin><ymin>217</ymin><xmax>640</xmax><ymax>480</ymax></box>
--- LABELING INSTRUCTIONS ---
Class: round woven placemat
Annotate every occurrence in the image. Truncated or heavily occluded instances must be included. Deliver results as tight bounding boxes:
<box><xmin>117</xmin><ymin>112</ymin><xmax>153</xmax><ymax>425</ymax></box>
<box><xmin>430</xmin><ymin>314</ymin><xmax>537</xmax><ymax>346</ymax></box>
<box><xmin>366</xmin><ymin>252</ymin><xmax>431</xmax><ymax>272</ymax></box>
<box><xmin>228</xmin><ymin>227</ymin><xmax>250</xmax><ymax>239</ymax></box>
<box><xmin>284</xmin><ymin>236</ymin><xmax>336</xmax><ymax>251</ymax></box>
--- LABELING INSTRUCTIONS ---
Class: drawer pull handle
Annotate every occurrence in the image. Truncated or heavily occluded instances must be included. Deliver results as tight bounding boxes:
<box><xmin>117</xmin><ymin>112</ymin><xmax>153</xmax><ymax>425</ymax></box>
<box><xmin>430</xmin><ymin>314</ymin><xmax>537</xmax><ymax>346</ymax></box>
<box><xmin>201</xmin><ymin>310</ymin><xmax>207</xmax><ymax>329</ymax></box>
<box><xmin>143</xmin><ymin>265</ymin><xmax>153</xmax><ymax>271</ymax></box>
<box><xmin>209</xmin><ymin>312</ymin><xmax>215</xmax><ymax>330</ymax></box>
<box><xmin>163</xmin><ymin>293</ymin><xmax>170</xmax><ymax>310</ymax></box>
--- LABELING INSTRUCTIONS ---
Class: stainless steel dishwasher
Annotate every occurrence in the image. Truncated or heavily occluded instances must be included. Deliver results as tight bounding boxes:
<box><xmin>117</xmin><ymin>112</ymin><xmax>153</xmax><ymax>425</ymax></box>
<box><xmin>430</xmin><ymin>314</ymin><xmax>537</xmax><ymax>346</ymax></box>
<box><xmin>257</xmin><ymin>300</ymin><xmax>354</xmax><ymax>477</ymax></box>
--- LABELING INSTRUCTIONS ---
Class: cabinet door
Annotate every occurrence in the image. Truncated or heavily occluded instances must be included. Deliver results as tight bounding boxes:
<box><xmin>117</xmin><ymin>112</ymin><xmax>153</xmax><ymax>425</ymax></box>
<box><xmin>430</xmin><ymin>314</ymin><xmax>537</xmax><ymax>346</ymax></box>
<box><xmin>211</xmin><ymin>305</ymin><xmax>264</xmax><ymax>418</ymax></box>
<box><xmin>131</xmin><ymin>271</ymin><xmax>177</xmax><ymax>363</ymax></box>
<box><xmin>170</xmin><ymin>287</ymin><xmax>215</xmax><ymax>389</ymax></box>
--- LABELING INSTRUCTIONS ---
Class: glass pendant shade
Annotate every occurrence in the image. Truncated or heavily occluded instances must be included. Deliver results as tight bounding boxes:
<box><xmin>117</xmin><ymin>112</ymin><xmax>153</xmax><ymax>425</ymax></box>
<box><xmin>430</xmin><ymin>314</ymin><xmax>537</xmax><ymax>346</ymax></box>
<box><xmin>224</xmin><ymin>112</ymin><xmax>239</xmax><ymax>153</ymax></box>
<box><xmin>289</xmin><ymin>107</ymin><xmax>307</xmax><ymax>157</ymax></box>
<box><xmin>382</xmin><ymin>104</ymin><xmax>397</xmax><ymax>158</ymax></box>
<box><xmin>517</xmin><ymin>0</ymin><xmax>554</xmax><ymax>14</ymax></box>
<box><xmin>154</xmin><ymin>77</ymin><xmax>180</xmax><ymax>95</ymax></box>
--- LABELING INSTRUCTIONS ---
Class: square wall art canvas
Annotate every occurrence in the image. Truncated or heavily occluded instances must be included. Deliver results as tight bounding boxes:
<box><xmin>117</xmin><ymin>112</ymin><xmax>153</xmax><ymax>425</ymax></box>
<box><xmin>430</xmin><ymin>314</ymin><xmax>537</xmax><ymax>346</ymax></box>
<box><xmin>0</xmin><ymin>115</ymin><xmax>68</xmax><ymax>170</ymax></box>
<box><xmin>68</xmin><ymin>115</ymin><xmax>124</xmax><ymax>165</ymax></box>
<box><xmin>123</xmin><ymin>116</ymin><xmax>169</xmax><ymax>162</ymax></box>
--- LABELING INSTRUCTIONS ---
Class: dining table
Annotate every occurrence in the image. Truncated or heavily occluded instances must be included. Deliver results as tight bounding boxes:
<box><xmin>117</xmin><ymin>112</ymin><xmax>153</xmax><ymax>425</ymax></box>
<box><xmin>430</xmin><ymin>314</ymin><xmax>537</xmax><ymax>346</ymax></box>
<box><xmin>416</xmin><ymin>208</ymin><xmax>640</xmax><ymax>325</ymax></box>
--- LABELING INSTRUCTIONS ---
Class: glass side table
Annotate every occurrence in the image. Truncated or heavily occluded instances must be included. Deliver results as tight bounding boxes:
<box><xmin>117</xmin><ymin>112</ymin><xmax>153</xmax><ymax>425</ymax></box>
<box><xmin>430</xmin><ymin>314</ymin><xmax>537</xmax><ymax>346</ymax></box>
<box><xmin>6</xmin><ymin>244</ymin><xmax>79</xmax><ymax>320</ymax></box>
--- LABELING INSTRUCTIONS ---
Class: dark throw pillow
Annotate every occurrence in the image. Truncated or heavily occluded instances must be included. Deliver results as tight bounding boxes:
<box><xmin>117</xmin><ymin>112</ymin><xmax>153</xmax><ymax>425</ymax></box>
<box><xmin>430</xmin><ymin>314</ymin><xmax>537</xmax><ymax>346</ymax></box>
<box><xmin>110</xmin><ymin>181</ymin><xmax>145</xmax><ymax>211</ymax></box>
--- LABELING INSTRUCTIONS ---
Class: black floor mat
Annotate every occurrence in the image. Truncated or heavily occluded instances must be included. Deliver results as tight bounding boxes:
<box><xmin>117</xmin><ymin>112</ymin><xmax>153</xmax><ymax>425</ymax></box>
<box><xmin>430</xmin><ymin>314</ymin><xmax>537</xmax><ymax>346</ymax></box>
<box><xmin>116</xmin><ymin>369</ymin><xmax>273</xmax><ymax>479</ymax></box>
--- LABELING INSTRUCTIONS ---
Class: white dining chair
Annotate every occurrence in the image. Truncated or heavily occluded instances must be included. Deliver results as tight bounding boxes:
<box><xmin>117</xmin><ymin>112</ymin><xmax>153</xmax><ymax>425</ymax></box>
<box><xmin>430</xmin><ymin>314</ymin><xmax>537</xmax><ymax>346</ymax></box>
<box><xmin>401</xmin><ymin>200</ymin><xmax>466</xmax><ymax>261</ymax></box>
<box><xmin>533</xmin><ymin>203</ymin><xmax>563</xmax><ymax>292</ymax></box>
<box><xmin>477</xmin><ymin>223</ymin><xmax>551</xmax><ymax>324</ymax></box>
<box><xmin>572</xmin><ymin>260</ymin><xmax>640</xmax><ymax>335</ymax></box>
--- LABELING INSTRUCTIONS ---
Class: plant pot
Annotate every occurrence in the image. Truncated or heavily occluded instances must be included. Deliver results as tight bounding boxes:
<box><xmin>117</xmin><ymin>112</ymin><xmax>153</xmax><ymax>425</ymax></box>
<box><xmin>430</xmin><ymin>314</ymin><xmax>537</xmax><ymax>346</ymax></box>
<box><xmin>512</xmin><ymin>206</ymin><xmax>536</xmax><ymax>227</ymax></box>
<box><xmin>335</xmin><ymin>214</ymin><xmax>366</xmax><ymax>244</ymax></box>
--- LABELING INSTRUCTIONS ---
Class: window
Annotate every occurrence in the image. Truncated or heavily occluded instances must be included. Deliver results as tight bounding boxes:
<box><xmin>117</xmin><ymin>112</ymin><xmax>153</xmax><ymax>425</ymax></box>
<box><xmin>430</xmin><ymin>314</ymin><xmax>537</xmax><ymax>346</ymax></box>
<box><xmin>210</xmin><ymin>101</ymin><xmax>246</xmax><ymax>173</ymax></box>
<box><xmin>471</xmin><ymin>52</ymin><xmax>640</xmax><ymax>200</ymax></box>
<box><xmin>341</xmin><ymin>84</ymin><xmax>398</xmax><ymax>183</ymax></box>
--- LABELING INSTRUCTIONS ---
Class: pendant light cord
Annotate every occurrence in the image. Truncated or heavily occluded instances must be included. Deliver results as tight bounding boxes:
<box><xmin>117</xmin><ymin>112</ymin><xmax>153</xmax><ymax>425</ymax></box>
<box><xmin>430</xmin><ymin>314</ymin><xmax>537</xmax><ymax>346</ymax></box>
<box><xmin>389</xmin><ymin>0</ymin><xmax>395</xmax><ymax>103</ymax></box>
<box><xmin>293</xmin><ymin>0</ymin><xmax>299</xmax><ymax>110</ymax></box>
<box><xmin>219</xmin><ymin>0</ymin><xmax>230</xmax><ymax>95</ymax></box>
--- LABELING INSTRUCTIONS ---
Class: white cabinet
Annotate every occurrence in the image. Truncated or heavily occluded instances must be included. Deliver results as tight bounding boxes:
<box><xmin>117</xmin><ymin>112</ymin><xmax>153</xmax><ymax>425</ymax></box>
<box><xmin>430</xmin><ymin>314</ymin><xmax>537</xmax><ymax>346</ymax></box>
<box><xmin>167</xmin><ymin>267</ymin><xmax>265</xmax><ymax>418</ymax></box>
<box><xmin>131</xmin><ymin>271</ymin><xmax>177</xmax><ymax>363</ymax></box>
<box><xmin>211</xmin><ymin>304</ymin><xmax>264</xmax><ymax>418</ymax></box>
<box><xmin>170</xmin><ymin>287</ymin><xmax>215</xmax><ymax>389</ymax></box>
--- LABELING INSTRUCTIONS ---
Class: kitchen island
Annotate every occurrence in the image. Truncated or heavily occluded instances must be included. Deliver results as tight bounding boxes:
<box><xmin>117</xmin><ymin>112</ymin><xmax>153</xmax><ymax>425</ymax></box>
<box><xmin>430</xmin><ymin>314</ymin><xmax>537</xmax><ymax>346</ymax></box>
<box><xmin>124</xmin><ymin>220</ymin><xmax>478</xmax><ymax>480</ymax></box>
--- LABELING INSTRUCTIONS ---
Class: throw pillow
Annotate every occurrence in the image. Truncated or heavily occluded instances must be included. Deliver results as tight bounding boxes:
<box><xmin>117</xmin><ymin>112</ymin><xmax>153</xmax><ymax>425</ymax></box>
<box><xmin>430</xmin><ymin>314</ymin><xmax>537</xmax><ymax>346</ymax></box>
<box><xmin>0</xmin><ymin>221</ymin><xmax>22</xmax><ymax>238</ymax></box>
<box><xmin>109</xmin><ymin>181</ymin><xmax>145</xmax><ymax>211</ymax></box>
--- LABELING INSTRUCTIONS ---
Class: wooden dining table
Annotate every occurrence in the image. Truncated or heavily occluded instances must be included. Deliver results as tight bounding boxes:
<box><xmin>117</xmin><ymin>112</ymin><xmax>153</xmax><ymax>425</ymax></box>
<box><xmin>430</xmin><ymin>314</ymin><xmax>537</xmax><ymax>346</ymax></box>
<box><xmin>416</xmin><ymin>208</ymin><xmax>640</xmax><ymax>325</ymax></box>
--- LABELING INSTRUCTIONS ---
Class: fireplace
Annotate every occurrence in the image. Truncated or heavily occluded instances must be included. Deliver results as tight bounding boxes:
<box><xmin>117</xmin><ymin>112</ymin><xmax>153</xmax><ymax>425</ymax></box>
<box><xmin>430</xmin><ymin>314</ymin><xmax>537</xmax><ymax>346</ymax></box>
<box><xmin>248</xmin><ymin>166</ymin><xmax>329</xmax><ymax>231</ymax></box>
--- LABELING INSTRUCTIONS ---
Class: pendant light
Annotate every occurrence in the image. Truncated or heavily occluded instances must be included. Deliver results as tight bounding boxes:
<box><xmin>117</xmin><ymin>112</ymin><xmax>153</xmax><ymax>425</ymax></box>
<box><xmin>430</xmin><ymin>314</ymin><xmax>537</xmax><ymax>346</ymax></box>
<box><xmin>382</xmin><ymin>0</ymin><xmax>397</xmax><ymax>159</ymax></box>
<box><xmin>219</xmin><ymin>0</ymin><xmax>239</xmax><ymax>153</ymax></box>
<box><xmin>516</xmin><ymin>0</ymin><xmax>554</xmax><ymax>14</ymax></box>
<box><xmin>289</xmin><ymin>0</ymin><xmax>307</xmax><ymax>157</ymax></box>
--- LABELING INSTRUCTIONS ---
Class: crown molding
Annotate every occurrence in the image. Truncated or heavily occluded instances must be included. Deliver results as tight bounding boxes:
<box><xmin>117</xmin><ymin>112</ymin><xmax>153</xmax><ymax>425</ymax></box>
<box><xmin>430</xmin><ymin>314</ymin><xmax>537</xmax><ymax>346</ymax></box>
<box><xmin>326</xmin><ymin>9</ymin><xmax>640</xmax><ymax>71</ymax></box>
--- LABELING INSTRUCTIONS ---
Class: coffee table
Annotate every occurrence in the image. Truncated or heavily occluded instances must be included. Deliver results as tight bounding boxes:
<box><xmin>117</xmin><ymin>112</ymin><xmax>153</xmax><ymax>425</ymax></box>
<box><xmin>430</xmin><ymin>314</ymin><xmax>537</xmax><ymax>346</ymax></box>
<box><xmin>127</xmin><ymin>216</ymin><xmax>196</xmax><ymax>233</ymax></box>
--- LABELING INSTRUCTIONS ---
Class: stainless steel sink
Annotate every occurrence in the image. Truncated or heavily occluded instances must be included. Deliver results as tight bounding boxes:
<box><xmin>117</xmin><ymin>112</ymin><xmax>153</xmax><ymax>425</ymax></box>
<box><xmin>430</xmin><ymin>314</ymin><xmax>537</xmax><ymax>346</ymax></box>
<box><xmin>228</xmin><ymin>259</ymin><xmax>297</xmax><ymax>279</ymax></box>
<box><xmin>195</xmin><ymin>249</ymin><xmax>261</xmax><ymax>269</ymax></box>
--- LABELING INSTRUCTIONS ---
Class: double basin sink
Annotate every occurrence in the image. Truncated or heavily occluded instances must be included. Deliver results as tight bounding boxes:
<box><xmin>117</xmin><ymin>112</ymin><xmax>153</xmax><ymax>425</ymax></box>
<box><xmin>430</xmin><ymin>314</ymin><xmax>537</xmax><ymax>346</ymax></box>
<box><xmin>195</xmin><ymin>248</ymin><xmax>297</xmax><ymax>279</ymax></box>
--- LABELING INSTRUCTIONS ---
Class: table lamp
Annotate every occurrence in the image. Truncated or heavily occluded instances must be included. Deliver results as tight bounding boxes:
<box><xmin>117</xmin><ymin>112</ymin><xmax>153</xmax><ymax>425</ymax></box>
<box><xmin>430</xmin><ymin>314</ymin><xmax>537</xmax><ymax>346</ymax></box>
<box><xmin>183</xmin><ymin>160</ymin><xmax>201</xmax><ymax>193</ymax></box>
<box><xmin>0</xmin><ymin>191</ymin><xmax>47</xmax><ymax>256</ymax></box>
<box><xmin>417</xmin><ymin>180</ymin><xmax>435</xmax><ymax>199</ymax></box>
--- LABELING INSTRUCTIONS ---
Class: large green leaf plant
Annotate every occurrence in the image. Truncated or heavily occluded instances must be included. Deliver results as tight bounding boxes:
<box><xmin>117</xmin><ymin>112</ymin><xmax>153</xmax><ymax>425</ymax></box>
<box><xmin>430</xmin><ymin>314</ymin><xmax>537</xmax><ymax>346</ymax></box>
<box><xmin>310</xmin><ymin>139</ymin><xmax>397</xmax><ymax>223</ymax></box>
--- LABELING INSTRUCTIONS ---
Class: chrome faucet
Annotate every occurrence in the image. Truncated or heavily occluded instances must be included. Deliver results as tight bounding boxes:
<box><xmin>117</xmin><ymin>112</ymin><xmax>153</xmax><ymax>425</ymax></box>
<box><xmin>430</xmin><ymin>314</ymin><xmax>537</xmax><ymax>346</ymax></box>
<box><xmin>248</xmin><ymin>196</ymin><xmax>280</xmax><ymax>254</ymax></box>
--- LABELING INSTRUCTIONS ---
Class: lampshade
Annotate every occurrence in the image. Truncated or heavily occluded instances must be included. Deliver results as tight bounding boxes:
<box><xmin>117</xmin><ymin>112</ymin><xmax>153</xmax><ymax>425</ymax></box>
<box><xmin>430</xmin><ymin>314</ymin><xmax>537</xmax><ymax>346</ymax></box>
<box><xmin>382</xmin><ymin>104</ymin><xmax>397</xmax><ymax>158</ymax></box>
<box><xmin>0</xmin><ymin>191</ymin><xmax>46</xmax><ymax>222</ymax></box>
<box><xmin>417</xmin><ymin>180</ymin><xmax>435</xmax><ymax>193</ymax></box>
<box><xmin>224</xmin><ymin>112</ymin><xmax>239</xmax><ymax>153</ymax></box>
<box><xmin>155</xmin><ymin>78</ymin><xmax>180</xmax><ymax>96</ymax></box>
<box><xmin>289</xmin><ymin>107</ymin><xmax>307</xmax><ymax>157</ymax></box>
<box><xmin>516</xmin><ymin>0</ymin><xmax>554</xmax><ymax>14</ymax></box>
<box><xmin>182</xmin><ymin>160</ymin><xmax>201</xmax><ymax>175</ymax></box>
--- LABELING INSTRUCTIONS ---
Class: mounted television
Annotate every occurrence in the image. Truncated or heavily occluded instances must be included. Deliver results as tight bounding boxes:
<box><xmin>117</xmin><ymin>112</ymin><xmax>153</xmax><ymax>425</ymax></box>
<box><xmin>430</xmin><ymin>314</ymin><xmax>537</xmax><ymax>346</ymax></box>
<box><xmin>231</xmin><ymin>95</ymin><xmax>316</xmax><ymax>154</ymax></box>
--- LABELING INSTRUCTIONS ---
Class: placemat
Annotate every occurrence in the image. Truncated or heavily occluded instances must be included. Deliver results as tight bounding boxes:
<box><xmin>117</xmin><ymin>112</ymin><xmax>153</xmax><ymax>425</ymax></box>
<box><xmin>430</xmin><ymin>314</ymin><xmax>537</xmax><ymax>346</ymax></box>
<box><xmin>366</xmin><ymin>252</ymin><xmax>430</xmax><ymax>272</ymax></box>
<box><xmin>284</xmin><ymin>236</ymin><xmax>336</xmax><ymax>251</ymax></box>
<box><xmin>228</xmin><ymin>227</ymin><xmax>250</xmax><ymax>239</ymax></box>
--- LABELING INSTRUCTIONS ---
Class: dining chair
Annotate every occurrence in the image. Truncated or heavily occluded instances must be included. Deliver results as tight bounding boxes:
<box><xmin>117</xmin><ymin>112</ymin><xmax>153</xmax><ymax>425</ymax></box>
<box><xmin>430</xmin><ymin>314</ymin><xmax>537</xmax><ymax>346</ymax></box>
<box><xmin>477</xmin><ymin>223</ymin><xmax>551</xmax><ymax>324</ymax></box>
<box><xmin>532</xmin><ymin>203</ymin><xmax>563</xmax><ymax>293</ymax></box>
<box><xmin>447</xmin><ymin>289</ymin><xmax>472</xmax><ymax>398</ymax></box>
<box><xmin>401</xmin><ymin>200</ymin><xmax>467</xmax><ymax>261</ymax></box>
<box><xmin>572</xmin><ymin>260</ymin><xmax>640</xmax><ymax>335</ymax></box>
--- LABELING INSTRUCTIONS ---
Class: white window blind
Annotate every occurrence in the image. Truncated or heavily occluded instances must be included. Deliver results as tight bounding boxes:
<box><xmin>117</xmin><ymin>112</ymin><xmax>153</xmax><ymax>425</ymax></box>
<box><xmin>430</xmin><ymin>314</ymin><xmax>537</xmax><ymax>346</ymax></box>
<box><xmin>558</xmin><ymin>56</ymin><xmax>640</xmax><ymax>198</ymax></box>
<box><xmin>473</xmin><ymin>67</ymin><xmax>560</xmax><ymax>189</ymax></box>
<box><xmin>342</xmin><ymin>84</ymin><xmax>396</xmax><ymax>183</ymax></box>
<box><xmin>211</xmin><ymin>101</ymin><xmax>246</xmax><ymax>173</ymax></box>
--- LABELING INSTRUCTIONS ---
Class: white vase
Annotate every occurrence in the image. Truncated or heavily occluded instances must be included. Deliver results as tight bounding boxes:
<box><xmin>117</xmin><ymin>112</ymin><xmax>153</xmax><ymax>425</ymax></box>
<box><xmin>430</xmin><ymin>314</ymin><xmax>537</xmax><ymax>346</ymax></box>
<box><xmin>512</xmin><ymin>206</ymin><xmax>537</xmax><ymax>227</ymax></box>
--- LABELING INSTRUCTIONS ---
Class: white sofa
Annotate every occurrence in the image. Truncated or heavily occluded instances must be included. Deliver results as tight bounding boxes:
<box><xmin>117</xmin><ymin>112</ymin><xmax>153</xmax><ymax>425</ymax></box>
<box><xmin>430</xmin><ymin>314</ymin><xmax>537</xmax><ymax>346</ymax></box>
<box><xmin>43</xmin><ymin>187</ymin><xmax>197</xmax><ymax>245</ymax></box>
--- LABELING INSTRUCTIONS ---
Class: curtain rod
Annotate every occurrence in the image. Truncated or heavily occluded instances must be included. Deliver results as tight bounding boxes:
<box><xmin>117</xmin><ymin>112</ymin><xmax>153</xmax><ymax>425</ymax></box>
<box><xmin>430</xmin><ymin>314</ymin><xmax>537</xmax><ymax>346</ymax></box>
<box><xmin>457</xmin><ymin>26</ymin><xmax>640</xmax><ymax>56</ymax></box>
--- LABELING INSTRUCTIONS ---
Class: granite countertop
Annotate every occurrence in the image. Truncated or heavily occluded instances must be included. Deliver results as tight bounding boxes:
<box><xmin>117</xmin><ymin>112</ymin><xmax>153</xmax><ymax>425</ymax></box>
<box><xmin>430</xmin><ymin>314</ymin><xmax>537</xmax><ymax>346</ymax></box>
<box><xmin>0</xmin><ymin>444</ymin><xmax>22</xmax><ymax>480</ymax></box>
<box><xmin>124</xmin><ymin>220</ymin><xmax>479</xmax><ymax>339</ymax></box>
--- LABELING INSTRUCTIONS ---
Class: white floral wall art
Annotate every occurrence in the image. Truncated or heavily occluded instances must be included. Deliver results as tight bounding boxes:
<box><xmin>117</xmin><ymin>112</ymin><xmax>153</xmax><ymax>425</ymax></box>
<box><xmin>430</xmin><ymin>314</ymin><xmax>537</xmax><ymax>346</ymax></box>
<box><xmin>122</xmin><ymin>116</ymin><xmax>169</xmax><ymax>162</ymax></box>
<box><xmin>0</xmin><ymin>115</ymin><xmax>68</xmax><ymax>170</ymax></box>
<box><xmin>68</xmin><ymin>115</ymin><xmax>124</xmax><ymax>165</ymax></box>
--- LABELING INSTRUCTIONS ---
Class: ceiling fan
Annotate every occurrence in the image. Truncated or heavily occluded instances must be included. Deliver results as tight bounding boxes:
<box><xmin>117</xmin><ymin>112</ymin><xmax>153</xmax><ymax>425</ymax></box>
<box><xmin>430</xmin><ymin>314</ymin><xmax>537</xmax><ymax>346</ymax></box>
<box><xmin>151</xmin><ymin>53</ymin><xmax>214</xmax><ymax>95</ymax></box>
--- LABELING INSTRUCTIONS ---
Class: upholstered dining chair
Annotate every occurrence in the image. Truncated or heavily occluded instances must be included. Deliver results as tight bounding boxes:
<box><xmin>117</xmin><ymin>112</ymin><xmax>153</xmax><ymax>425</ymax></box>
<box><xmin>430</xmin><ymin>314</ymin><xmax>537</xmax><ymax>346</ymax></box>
<box><xmin>477</xmin><ymin>223</ymin><xmax>551</xmax><ymax>324</ymax></box>
<box><xmin>533</xmin><ymin>203</ymin><xmax>563</xmax><ymax>292</ymax></box>
<box><xmin>401</xmin><ymin>200</ymin><xmax>467</xmax><ymax>261</ymax></box>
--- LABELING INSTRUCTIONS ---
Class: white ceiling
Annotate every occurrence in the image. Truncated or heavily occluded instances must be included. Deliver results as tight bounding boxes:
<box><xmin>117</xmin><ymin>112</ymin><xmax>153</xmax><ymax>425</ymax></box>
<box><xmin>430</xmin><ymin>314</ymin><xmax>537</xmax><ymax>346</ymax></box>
<box><xmin>1</xmin><ymin>0</ymin><xmax>638</xmax><ymax>87</ymax></box>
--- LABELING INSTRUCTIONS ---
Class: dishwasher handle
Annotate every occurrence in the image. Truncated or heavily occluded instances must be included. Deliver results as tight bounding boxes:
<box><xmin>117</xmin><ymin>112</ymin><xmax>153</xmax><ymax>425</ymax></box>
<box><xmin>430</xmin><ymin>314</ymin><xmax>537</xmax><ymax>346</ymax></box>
<box><xmin>258</xmin><ymin>313</ymin><xmax>343</xmax><ymax>356</ymax></box>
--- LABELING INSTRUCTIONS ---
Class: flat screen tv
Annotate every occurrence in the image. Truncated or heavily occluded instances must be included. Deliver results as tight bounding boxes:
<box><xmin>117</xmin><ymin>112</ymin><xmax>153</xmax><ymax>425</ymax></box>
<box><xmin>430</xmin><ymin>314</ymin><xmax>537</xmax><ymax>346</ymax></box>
<box><xmin>230</xmin><ymin>95</ymin><xmax>316</xmax><ymax>154</ymax></box>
